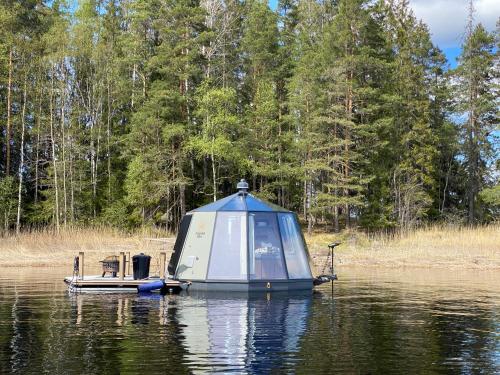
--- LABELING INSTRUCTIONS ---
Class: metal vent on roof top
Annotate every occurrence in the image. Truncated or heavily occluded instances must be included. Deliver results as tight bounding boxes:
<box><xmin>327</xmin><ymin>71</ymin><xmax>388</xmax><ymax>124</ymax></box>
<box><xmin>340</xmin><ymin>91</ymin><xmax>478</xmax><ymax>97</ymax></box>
<box><xmin>237</xmin><ymin>179</ymin><xmax>249</xmax><ymax>195</ymax></box>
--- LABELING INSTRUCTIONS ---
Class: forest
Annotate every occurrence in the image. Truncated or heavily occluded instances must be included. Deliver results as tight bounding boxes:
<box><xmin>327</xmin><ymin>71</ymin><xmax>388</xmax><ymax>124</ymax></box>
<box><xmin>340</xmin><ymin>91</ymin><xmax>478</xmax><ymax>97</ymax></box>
<box><xmin>0</xmin><ymin>0</ymin><xmax>498</xmax><ymax>235</ymax></box>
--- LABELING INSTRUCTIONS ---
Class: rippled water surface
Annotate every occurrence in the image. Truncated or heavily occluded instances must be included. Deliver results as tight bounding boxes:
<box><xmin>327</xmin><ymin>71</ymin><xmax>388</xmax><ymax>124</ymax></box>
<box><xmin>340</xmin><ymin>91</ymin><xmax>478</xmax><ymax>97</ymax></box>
<box><xmin>0</xmin><ymin>268</ymin><xmax>498</xmax><ymax>374</ymax></box>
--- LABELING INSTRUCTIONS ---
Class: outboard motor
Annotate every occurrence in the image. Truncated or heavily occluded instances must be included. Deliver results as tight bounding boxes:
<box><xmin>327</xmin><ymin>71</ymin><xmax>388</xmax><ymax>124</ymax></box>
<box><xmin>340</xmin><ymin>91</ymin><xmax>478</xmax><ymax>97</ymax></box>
<box><xmin>314</xmin><ymin>242</ymin><xmax>340</xmax><ymax>286</ymax></box>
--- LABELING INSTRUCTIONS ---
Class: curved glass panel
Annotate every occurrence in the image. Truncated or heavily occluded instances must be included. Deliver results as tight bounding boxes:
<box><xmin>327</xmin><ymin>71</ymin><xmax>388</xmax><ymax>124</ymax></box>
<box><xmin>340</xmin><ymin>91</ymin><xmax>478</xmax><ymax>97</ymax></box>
<box><xmin>219</xmin><ymin>195</ymin><xmax>247</xmax><ymax>211</ymax></box>
<box><xmin>207</xmin><ymin>212</ymin><xmax>247</xmax><ymax>280</ymax></box>
<box><xmin>278</xmin><ymin>213</ymin><xmax>312</xmax><ymax>279</ymax></box>
<box><xmin>192</xmin><ymin>194</ymin><xmax>235</xmax><ymax>212</ymax></box>
<box><xmin>249</xmin><ymin>213</ymin><xmax>287</xmax><ymax>280</ymax></box>
<box><xmin>245</xmin><ymin>196</ymin><xmax>275</xmax><ymax>211</ymax></box>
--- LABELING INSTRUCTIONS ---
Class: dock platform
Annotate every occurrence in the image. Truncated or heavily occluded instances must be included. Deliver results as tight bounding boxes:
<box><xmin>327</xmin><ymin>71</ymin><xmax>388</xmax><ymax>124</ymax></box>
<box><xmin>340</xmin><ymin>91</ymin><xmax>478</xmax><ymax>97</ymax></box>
<box><xmin>64</xmin><ymin>275</ymin><xmax>186</xmax><ymax>293</ymax></box>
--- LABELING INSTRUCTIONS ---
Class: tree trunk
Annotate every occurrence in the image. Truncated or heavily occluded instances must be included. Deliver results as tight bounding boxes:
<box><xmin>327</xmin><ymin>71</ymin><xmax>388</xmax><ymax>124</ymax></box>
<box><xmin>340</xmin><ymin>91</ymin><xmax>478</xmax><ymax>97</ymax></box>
<box><xmin>203</xmin><ymin>156</ymin><xmax>209</xmax><ymax>188</ymax></box>
<box><xmin>333</xmin><ymin>206</ymin><xmax>339</xmax><ymax>233</ymax></box>
<box><xmin>307</xmin><ymin>180</ymin><xmax>313</xmax><ymax>236</ymax></box>
<box><xmin>131</xmin><ymin>63</ymin><xmax>136</xmax><ymax>108</ymax></box>
<box><xmin>34</xmin><ymin>88</ymin><xmax>42</xmax><ymax>204</ymax></box>
<box><xmin>94</xmin><ymin>103</ymin><xmax>103</xmax><ymax>218</ymax></box>
<box><xmin>49</xmin><ymin>73</ymin><xmax>60</xmax><ymax>233</ymax></box>
<box><xmin>16</xmin><ymin>77</ymin><xmax>28</xmax><ymax>235</ymax></box>
<box><xmin>344</xmin><ymin>69</ymin><xmax>353</xmax><ymax>228</ymax></box>
<box><xmin>303</xmin><ymin>174</ymin><xmax>307</xmax><ymax>219</ymax></box>
<box><xmin>180</xmin><ymin>183</ymin><xmax>186</xmax><ymax>218</ymax></box>
<box><xmin>211</xmin><ymin>145</ymin><xmax>217</xmax><ymax>202</ymax></box>
<box><xmin>467</xmin><ymin>84</ymin><xmax>477</xmax><ymax>224</ymax></box>
<box><xmin>107</xmin><ymin>78</ymin><xmax>112</xmax><ymax>202</ymax></box>
<box><xmin>60</xmin><ymin>64</ymin><xmax>68</xmax><ymax>227</ymax></box>
<box><xmin>278</xmin><ymin>107</ymin><xmax>283</xmax><ymax>207</ymax></box>
<box><xmin>440</xmin><ymin>159</ymin><xmax>452</xmax><ymax>213</ymax></box>
<box><xmin>6</xmin><ymin>48</ymin><xmax>13</xmax><ymax>176</ymax></box>
<box><xmin>69</xmin><ymin>135</ymin><xmax>75</xmax><ymax>222</ymax></box>
<box><xmin>466</xmin><ymin>1</ymin><xmax>476</xmax><ymax>225</ymax></box>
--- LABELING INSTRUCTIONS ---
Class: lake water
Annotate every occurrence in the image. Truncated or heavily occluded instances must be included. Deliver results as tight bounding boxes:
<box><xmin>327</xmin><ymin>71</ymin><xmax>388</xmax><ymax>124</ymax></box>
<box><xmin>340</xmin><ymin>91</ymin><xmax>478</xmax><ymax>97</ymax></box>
<box><xmin>0</xmin><ymin>268</ymin><xmax>498</xmax><ymax>374</ymax></box>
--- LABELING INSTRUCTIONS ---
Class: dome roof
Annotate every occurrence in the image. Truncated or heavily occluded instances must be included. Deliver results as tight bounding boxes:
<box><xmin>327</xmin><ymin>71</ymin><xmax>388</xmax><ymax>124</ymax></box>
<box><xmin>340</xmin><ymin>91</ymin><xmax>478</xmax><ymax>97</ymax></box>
<box><xmin>189</xmin><ymin>192</ymin><xmax>290</xmax><ymax>213</ymax></box>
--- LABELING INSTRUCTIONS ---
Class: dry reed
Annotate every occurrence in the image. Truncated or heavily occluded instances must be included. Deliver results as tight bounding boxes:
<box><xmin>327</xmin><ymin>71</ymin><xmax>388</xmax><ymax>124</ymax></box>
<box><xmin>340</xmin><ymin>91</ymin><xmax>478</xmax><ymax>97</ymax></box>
<box><xmin>307</xmin><ymin>224</ymin><xmax>500</xmax><ymax>271</ymax></box>
<box><xmin>0</xmin><ymin>227</ymin><xmax>175</xmax><ymax>272</ymax></box>
<box><xmin>0</xmin><ymin>224</ymin><xmax>498</xmax><ymax>271</ymax></box>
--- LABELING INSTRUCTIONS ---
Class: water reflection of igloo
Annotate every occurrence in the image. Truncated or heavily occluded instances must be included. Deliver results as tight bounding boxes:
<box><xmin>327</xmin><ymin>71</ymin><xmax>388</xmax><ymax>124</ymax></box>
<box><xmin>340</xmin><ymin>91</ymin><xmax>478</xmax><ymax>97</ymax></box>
<box><xmin>177</xmin><ymin>293</ymin><xmax>312</xmax><ymax>373</ymax></box>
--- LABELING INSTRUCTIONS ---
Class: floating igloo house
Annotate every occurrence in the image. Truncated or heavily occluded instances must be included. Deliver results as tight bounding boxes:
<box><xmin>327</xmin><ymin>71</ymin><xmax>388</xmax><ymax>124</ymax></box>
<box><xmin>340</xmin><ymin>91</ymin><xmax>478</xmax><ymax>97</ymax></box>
<box><xmin>168</xmin><ymin>179</ymin><xmax>314</xmax><ymax>291</ymax></box>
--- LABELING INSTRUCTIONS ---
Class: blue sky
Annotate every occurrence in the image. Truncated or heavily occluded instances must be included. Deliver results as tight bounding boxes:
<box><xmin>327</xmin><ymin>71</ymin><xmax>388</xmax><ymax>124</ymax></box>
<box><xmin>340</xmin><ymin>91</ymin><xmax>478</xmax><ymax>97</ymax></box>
<box><xmin>269</xmin><ymin>0</ymin><xmax>499</xmax><ymax>69</ymax></box>
<box><xmin>410</xmin><ymin>0</ymin><xmax>498</xmax><ymax>67</ymax></box>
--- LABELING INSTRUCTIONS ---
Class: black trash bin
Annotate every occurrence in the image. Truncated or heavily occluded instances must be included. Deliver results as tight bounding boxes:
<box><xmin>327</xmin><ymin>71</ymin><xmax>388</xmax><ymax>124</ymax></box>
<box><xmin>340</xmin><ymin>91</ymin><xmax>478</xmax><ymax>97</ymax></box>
<box><xmin>132</xmin><ymin>253</ymin><xmax>151</xmax><ymax>280</ymax></box>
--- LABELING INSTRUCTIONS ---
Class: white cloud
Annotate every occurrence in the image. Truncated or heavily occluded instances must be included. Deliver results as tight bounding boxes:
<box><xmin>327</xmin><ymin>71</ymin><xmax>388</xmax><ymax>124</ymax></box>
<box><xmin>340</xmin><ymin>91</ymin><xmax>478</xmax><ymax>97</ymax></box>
<box><xmin>409</xmin><ymin>0</ymin><xmax>499</xmax><ymax>48</ymax></box>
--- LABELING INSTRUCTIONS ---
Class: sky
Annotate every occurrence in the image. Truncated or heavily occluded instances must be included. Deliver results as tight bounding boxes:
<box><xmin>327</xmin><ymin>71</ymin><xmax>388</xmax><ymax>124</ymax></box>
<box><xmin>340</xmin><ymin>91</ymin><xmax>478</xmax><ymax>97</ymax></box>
<box><xmin>410</xmin><ymin>0</ymin><xmax>499</xmax><ymax>67</ymax></box>
<box><xmin>269</xmin><ymin>0</ymin><xmax>499</xmax><ymax>68</ymax></box>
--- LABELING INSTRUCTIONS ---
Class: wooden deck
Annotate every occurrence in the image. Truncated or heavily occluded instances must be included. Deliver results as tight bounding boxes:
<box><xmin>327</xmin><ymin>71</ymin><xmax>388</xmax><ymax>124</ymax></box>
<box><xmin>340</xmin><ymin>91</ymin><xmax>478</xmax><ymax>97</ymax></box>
<box><xmin>64</xmin><ymin>251</ymin><xmax>186</xmax><ymax>293</ymax></box>
<box><xmin>64</xmin><ymin>275</ymin><xmax>186</xmax><ymax>293</ymax></box>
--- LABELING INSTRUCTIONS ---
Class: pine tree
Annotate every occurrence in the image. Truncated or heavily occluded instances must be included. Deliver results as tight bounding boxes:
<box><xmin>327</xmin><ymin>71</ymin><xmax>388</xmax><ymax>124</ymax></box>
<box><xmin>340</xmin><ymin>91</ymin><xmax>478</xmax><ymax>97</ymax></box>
<box><xmin>0</xmin><ymin>1</ymin><xmax>17</xmax><ymax>178</ymax></box>
<box><xmin>125</xmin><ymin>0</ymin><xmax>207</xmax><ymax>227</ymax></box>
<box><xmin>453</xmin><ymin>18</ymin><xmax>498</xmax><ymax>223</ymax></box>
<box><xmin>380</xmin><ymin>0</ymin><xmax>440</xmax><ymax>230</ymax></box>
<box><xmin>200</xmin><ymin>0</ymin><xmax>242</xmax><ymax>88</ymax></box>
<box><xmin>0</xmin><ymin>0</ymin><xmax>62</xmax><ymax>230</ymax></box>
<box><xmin>0</xmin><ymin>0</ymin><xmax>495</xmax><ymax>233</ymax></box>
<box><xmin>320</xmin><ymin>0</ymin><xmax>391</xmax><ymax>230</ymax></box>
<box><xmin>274</xmin><ymin>0</ymin><xmax>299</xmax><ymax>208</ymax></box>
<box><xmin>189</xmin><ymin>81</ymin><xmax>240</xmax><ymax>201</ymax></box>
<box><xmin>427</xmin><ymin>47</ymin><xmax>458</xmax><ymax>220</ymax></box>
<box><xmin>240</xmin><ymin>0</ymin><xmax>282</xmax><ymax>197</ymax></box>
<box><xmin>287</xmin><ymin>0</ymin><xmax>329</xmax><ymax>233</ymax></box>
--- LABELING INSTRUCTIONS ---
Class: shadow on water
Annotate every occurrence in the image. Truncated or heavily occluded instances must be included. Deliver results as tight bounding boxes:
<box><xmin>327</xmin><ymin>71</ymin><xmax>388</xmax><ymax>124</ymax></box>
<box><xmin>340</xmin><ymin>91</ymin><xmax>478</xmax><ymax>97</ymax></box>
<box><xmin>0</xmin><ymin>269</ymin><xmax>498</xmax><ymax>374</ymax></box>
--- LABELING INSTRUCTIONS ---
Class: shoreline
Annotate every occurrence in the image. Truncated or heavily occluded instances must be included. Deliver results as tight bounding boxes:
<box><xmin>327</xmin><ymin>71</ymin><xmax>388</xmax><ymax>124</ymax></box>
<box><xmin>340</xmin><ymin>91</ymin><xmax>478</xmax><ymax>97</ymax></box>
<box><xmin>0</xmin><ymin>225</ymin><xmax>498</xmax><ymax>270</ymax></box>
<box><xmin>3</xmin><ymin>261</ymin><xmax>499</xmax><ymax>270</ymax></box>
<box><xmin>306</xmin><ymin>224</ymin><xmax>500</xmax><ymax>271</ymax></box>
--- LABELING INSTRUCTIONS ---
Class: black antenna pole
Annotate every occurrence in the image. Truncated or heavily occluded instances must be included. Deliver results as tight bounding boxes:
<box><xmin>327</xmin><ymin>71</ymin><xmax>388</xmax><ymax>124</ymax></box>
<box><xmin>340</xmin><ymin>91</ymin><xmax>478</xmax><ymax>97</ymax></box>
<box><xmin>328</xmin><ymin>242</ymin><xmax>341</xmax><ymax>289</ymax></box>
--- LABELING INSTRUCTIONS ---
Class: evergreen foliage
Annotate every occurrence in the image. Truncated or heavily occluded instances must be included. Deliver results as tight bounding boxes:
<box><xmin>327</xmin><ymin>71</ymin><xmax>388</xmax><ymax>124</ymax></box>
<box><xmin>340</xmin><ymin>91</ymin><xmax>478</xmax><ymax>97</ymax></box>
<box><xmin>452</xmin><ymin>23</ymin><xmax>498</xmax><ymax>223</ymax></box>
<box><xmin>0</xmin><ymin>0</ymin><xmax>498</xmax><ymax>233</ymax></box>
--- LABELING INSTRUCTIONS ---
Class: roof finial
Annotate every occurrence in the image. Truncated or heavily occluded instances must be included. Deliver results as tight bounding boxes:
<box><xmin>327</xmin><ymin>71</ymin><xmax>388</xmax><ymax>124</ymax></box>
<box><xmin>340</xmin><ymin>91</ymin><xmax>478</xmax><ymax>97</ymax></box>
<box><xmin>237</xmin><ymin>179</ymin><xmax>249</xmax><ymax>195</ymax></box>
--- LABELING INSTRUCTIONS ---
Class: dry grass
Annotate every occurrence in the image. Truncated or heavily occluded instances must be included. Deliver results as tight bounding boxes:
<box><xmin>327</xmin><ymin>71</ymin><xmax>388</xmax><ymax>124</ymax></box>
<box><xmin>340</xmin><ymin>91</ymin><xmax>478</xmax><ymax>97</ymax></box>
<box><xmin>307</xmin><ymin>224</ymin><xmax>500</xmax><ymax>271</ymax></box>
<box><xmin>0</xmin><ymin>227</ymin><xmax>175</xmax><ymax>273</ymax></box>
<box><xmin>0</xmin><ymin>224</ymin><xmax>499</xmax><ymax>271</ymax></box>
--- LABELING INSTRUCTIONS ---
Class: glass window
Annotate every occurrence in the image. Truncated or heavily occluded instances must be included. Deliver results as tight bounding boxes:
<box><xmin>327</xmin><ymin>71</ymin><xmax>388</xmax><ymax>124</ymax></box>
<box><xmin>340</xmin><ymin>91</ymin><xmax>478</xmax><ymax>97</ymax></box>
<box><xmin>207</xmin><ymin>212</ymin><xmax>247</xmax><ymax>280</ymax></box>
<box><xmin>278</xmin><ymin>214</ymin><xmax>312</xmax><ymax>279</ymax></box>
<box><xmin>249</xmin><ymin>213</ymin><xmax>287</xmax><ymax>280</ymax></box>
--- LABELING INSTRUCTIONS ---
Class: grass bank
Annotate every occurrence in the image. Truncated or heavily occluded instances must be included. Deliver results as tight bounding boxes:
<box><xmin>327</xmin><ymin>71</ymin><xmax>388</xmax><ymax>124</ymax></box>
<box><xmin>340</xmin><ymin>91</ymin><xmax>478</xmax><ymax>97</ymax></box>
<box><xmin>0</xmin><ymin>227</ymin><xmax>174</xmax><ymax>272</ymax></box>
<box><xmin>307</xmin><ymin>224</ymin><xmax>500</xmax><ymax>271</ymax></box>
<box><xmin>0</xmin><ymin>224</ymin><xmax>498</xmax><ymax>270</ymax></box>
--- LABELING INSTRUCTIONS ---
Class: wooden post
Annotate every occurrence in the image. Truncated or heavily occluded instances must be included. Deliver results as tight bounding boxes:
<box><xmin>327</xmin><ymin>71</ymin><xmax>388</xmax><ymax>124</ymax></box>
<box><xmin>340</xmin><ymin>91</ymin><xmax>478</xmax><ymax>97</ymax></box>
<box><xmin>119</xmin><ymin>252</ymin><xmax>125</xmax><ymax>280</ymax></box>
<box><xmin>160</xmin><ymin>252</ymin><xmax>166</xmax><ymax>279</ymax></box>
<box><xmin>127</xmin><ymin>251</ymin><xmax>131</xmax><ymax>276</ymax></box>
<box><xmin>78</xmin><ymin>252</ymin><xmax>84</xmax><ymax>280</ymax></box>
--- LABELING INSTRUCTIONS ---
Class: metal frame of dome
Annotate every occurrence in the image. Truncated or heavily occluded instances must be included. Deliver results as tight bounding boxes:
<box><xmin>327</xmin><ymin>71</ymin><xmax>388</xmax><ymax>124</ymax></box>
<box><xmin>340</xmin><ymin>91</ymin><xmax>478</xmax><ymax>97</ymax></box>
<box><xmin>168</xmin><ymin>180</ymin><xmax>314</xmax><ymax>291</ymax></box>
